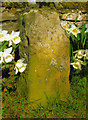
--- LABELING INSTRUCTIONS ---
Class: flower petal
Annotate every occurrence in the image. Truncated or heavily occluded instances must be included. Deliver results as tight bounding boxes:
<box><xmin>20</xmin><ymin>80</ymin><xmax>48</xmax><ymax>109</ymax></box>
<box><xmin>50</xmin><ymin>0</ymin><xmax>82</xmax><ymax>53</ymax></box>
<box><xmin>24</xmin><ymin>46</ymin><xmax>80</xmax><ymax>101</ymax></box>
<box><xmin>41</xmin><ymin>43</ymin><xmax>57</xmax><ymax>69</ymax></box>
<box><xmin>12</xmin><ymin>36</ymin><xmax>21</xmax><ymax>45</ymax></box>
<box><xmin>85</xmin><ymin>29</ymin><xmax>88</xmax><ymax>33</ymax></box>
<box><xmin>16</xmin><ymin>62</ymin><xmax>23</xmax><ymax>68</ymax></box>
<box><xmin>17</xmin><ymin>58</ymin><xmax>25</xmax><ymax>63</ymax></box>
<box><xmin>14</xmin><ymin>31</ymin><xmax>20</xmax><ymax>36</ymax></box>
<box><xmin>71</xmin><ymin>62</ymin><xmax>81</xmax><ymax>70</ymax></box>
<box><xmin>19</xmin><ymin>64</ymin><xmax>27</xmax><ymax>73</ymax></box>
<box><xmin>4</xmin><ymin>54</ymin><xmax>14</xmax><ymax>63</ymax></box>
<box><xmin>61</xmin><ymin>21</ymin><xmax>69</xmax><ymax>30</ymax></box>
<box><xmin>85</xmin><ymin>24</ymin><xmax>88</xmax><ymax>28</ymax></box>
<box><xmin>70</xmin><ymin>24</ymin><xmax>80</xmax><ymax>37</ymax></box>
<box><xmin>2</xmin><ymin>30</ymin><xmax>8</xmax><ymax>34</ymax></box>
<box><xmin>9</xmin><ymin>40</ymin><xmax>12</xmax><ymax>47</ymax></box>
<box><xmin>4</xmin><ymin>47</ymin><xmax>12</xmax><ymax>54</ymax></box>
<box><xmin>15</xmin><ymin>67</ymin><xmax>18</xmax><ymax>74</ymax></box>
<box><xmin>15</xmin><ymin>58</ymin><xmax>27</xmax><ymax>73</ymax></box>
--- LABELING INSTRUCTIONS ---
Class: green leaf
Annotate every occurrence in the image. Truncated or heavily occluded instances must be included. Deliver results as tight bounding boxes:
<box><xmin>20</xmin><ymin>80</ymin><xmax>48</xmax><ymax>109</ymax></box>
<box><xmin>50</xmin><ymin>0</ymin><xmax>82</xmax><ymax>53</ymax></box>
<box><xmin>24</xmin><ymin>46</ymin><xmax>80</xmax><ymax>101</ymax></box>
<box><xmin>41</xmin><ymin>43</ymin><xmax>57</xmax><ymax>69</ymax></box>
<box><xmin>71</xmin><ymin>34</ymin><xmax>75</xmax><ymax>42</ymax></box>
<box><xmin>14</xmin><ymin>44</ymin><xmax>19</xmax><ymax>50</ymax></box>
<box><xmin>11</xmin><ymin>44</ymin><xmax>19</xmax><ymax>53</ymax></box>
<box><xmin>0</xmin><ymin>42</ymin><xmax>7</xmax><ymax>52</ymax></box>
<box><xmin>70</xmin><ymin>43</ymin><xmax>73</xmax><ymax>62</ymax></box>
<box><xmin>75</xmin><ymin>16</ymin><xmax>78</xmax><ymax>25</ymax></box>
<box><xmin>77</xmin><ymin>33</ymin><xmax>80</xmax><ymax>41</ymax></box>
<box><xmin>83</xmin><ymin>34</ymin><xmax>87</xmax><ymax>48</ymax></box>
<box><xmin>77</xmin><ymin>34</ymin><xmax>81</xmax><ymax>49</ymax></box>
<box><xmin>75</xmin><ymin>37</ymin><xmax>78</xmax><ymax>44</ymax></box>
<box><xmin>81</xmin><ymin>23</ymin><xmax>86</xmax><ymax>45</ymax></box>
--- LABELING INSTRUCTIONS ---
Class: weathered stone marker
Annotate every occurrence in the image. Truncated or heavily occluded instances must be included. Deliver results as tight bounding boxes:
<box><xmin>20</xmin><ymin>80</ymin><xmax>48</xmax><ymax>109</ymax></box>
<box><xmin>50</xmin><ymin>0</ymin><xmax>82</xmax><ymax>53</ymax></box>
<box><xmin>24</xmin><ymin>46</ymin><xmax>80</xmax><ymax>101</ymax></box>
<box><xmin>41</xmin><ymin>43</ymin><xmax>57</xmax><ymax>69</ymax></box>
<box><xmin>17</xmin><ymin>9</ymin><xmax>70</xmax><ymax>106</ymax></box>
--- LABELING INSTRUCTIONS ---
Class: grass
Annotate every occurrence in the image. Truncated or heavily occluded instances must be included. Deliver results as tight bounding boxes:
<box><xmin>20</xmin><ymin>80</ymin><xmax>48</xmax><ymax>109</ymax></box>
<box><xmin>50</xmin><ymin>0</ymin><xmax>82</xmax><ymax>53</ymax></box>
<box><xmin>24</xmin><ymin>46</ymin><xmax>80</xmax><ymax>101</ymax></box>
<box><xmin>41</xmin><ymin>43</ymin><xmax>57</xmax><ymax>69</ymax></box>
<box><xmin>2</xmin><ymin>70</ymin><xmax>87</xmax><ymax>118</ymax></box>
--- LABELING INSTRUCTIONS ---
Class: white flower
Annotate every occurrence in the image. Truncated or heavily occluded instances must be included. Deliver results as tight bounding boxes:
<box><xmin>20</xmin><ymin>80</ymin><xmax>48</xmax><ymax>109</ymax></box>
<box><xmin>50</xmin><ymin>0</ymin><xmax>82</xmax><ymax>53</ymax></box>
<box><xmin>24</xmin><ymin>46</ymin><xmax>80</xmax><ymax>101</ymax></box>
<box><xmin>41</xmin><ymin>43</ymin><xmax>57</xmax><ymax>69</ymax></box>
<box><xmin>70</xmin><ymin>61</ymin><xmax>81</xmax><ymax>70</ymax></box>
<box><xmin>74</xmin><ymin>58</ymin><xmax>85</xmax><ymax>65</ymax></box>
<box><xmin>66</xmin><ymin>28</ymin><xmax>71</xmax><ymax>34</ymax></box>
<box><xmin>4</xmin><ymin>47</ymin><xmax>12</xmax><ymax>54</ymax></box>
<box><xmin>74</xmin><ymin>50</ymin><xmax>85</xmax><ymax>59</ymax></box>
<box><xmin>19</xmin><ymin>64</ymin><xmax>27</xmax><ymax>73</ymax></box>
<box><xmin>85</xmin><ymin>23</ymin><xmax>88</xmax><ymax>33</ymax></box>
<box><xmin>3</xmin><ymin>47</ymin><xmax>14</xmax><ymax>63</ymax></box>
<box><xmin>71</xmin><ymin>58</ymin><xmax>86</xmax><ymax>70</ymax></box>
<box><xmin>8</xmin><ymin>31</ymin><xmax>21</xmax><ymax>46</ymax></box>
<box><xmin>3</xmin><ymin>52</ymin><xmax>14</xmax><ymax>63</ymax></box>
<box><xmin>0</xmin><ymin>29</ymin><xmax>9</xmax><ymax>42</ymax></box>
<box><xmin>14</xmin><ymin>58</ymin><xmax>27</xmax><ymax>74</ymax></box>
<box><xmin>85</xmin><ymin>24</ymin><xmax>88</xmax><ymax>28</ymax></box>
<box><xmin>61</xmin><ymin>21</ymin><xmax>69</xmax><ymax>30</ymax></box>
<box><xmin>70</xmin><ymin>24</ymin><xmax>80</xmax><ymax>37</ymax></box>
<box><xmin>0</xmin><ymin>47</ymin><xmax>14</xmax><ymax>63</ymax></box>
<box><xmin>85</xmin><ymin>29</ymin><xmax>88</xmax><ymax>33</ymax></box>
<box><xmin>83</xmin><ymin>49</ymin><xmax>88</xmax><ymax>60</ymax></box>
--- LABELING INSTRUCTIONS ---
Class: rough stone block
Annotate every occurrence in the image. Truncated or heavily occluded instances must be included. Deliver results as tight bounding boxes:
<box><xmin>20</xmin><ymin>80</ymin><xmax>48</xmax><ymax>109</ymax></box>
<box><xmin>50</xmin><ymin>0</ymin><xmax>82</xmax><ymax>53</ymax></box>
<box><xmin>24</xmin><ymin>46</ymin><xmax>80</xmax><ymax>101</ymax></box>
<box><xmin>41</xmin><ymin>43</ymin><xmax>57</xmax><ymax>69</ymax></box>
<box><xmin>18</xmin><ymin>9</ymin><xmax>70</xmax><ymax>106</ymax></box>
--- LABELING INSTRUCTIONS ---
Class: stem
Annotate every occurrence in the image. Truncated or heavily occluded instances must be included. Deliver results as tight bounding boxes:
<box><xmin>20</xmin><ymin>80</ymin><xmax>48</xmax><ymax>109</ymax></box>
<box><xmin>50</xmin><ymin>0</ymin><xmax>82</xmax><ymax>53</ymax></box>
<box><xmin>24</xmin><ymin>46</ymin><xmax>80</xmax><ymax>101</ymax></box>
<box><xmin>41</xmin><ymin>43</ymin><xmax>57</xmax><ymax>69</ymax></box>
<box><xmin>0</xmin><ymin>42</ymin><xmax>7</xmax><ymax>52</ymax></box>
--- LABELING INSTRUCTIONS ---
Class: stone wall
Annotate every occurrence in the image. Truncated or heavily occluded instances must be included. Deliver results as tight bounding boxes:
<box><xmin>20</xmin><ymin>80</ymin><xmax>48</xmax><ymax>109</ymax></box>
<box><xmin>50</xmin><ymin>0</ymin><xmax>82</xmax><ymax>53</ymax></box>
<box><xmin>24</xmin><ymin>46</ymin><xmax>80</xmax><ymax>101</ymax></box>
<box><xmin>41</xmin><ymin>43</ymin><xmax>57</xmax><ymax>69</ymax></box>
<box><xmin>59</xmin><ymin>9</ymin><xmax>88</xmax><ymax>28</ymax></box>
<box><xmin>1</xmin><ymin>2</ymin><xmax>88</xmax><ymax>32</ymax></box>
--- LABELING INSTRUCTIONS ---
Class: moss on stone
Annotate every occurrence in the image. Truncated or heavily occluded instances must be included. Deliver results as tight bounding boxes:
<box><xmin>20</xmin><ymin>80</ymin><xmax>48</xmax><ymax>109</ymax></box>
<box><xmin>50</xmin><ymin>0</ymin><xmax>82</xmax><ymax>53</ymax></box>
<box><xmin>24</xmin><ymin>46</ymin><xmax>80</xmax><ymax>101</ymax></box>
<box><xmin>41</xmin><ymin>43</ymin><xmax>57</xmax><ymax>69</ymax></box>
<box><xmin>61</xmin><ymin>2</ymin><xmax>88</xmax><ymax>10</ymax></box>
<box><xmin>17</xmin><ymin>8</ymin><xmax>70</xmax><ymax>106</ymax></box>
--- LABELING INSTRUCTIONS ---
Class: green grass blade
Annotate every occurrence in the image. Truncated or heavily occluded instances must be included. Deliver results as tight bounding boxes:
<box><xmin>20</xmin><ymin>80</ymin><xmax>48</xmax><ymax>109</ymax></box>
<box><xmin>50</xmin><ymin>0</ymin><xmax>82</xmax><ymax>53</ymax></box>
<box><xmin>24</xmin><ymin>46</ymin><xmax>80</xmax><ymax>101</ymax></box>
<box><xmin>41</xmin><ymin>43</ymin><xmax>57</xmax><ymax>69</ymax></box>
<box><xmin>81</xmin><ymin>23</ymin><xmax>86</xmax><ymax>45</ymax></box>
